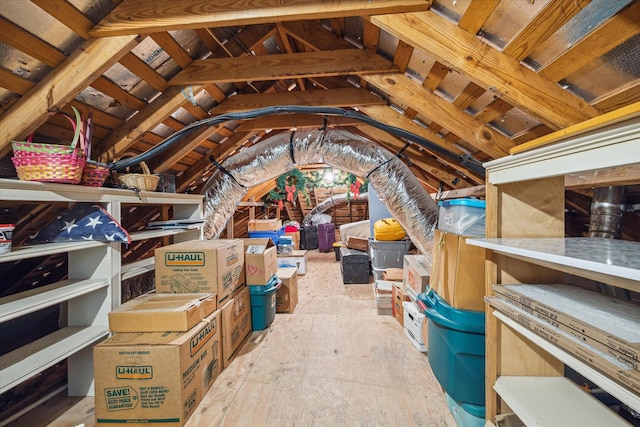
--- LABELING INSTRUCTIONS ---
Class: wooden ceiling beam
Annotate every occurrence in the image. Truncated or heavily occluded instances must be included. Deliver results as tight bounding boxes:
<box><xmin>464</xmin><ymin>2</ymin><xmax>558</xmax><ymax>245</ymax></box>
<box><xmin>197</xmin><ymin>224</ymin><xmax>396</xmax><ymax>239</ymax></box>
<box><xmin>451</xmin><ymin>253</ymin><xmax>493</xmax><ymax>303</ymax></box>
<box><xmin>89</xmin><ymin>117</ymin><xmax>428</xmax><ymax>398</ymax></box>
<box><xmin>0</xmin><ymin>35</ymin><xmax>138</xmax><ymax>157</ymax></box>
<box><xmin>362</xmin><ymin>73</ymin><xmax>515</xmax><ymax>159</ymax></box>
<box><xmin>370</xmin><ymin>12</ymin><xmax>601</xmax><ymax>129</ymax></box>
<box><xmin>236</xmin><ymin>115</ymin><xmax>362</xmax><ymax>131</ymax></box>
<box><xmin>170</xmin><ymin>49</ymin><xmax>398</xmax><ymax>85</ymax></box>
<box><xmin>502</xmin><ymin>0</ymin><xmax>591</xmax><ymax>62</ymax></box>
<box><xmin>90</xmin><ymin>0</ymin><xmax>432</xmax><ymax>37</ymax></box>
<box><xmin>457</xmin><ymin>0</ymin><xmax>500</xmax><ymax>35</ymax></box>
<box><xmin>210</xmin><ymin>88</ymin><xmax>386</xmax><ymax>114</ymax></box>
<box><xmin>539</xmin><ymin>1</ymin><xmax>640</xmax><ymax>83</ymax></box>
<box><xmin>592</xmin><ymin>79</ymin><xmax>640</xmax><ymax>113</ymax></box>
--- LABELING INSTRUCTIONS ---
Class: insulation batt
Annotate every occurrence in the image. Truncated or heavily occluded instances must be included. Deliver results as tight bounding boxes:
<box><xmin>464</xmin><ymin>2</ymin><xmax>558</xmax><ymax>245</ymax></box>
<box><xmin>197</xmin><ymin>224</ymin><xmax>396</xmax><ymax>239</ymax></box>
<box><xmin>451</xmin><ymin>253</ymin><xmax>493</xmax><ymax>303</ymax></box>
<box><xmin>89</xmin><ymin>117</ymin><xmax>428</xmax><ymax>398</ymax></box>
<box><xmin>201</xmin><ymin>128</ymin><xmax>438</xmax><ymax>254</ymax></box>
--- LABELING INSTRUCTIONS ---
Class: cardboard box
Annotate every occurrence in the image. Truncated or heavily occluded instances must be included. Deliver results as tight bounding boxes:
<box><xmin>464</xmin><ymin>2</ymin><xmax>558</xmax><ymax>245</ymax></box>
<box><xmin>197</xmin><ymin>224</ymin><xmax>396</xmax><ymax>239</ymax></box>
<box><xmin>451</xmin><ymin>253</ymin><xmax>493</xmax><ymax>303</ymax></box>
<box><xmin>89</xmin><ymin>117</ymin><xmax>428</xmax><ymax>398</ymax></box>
<box><xmin>430</xmin><ymin>230</ymin><xmax>485</xmax><ymax>311</ymax></box>
<box><xmin>346</xmin><ymin>236</ymin><xmax>368</xmax><ymax>252</ymax></box>
<box><xmin>94</xmin><ymin>310</ymin><xmax>222</xmax><ymax>426</ymax></box>
<box><xmin>392</xmin><ymin>284</ymin><xmax>411</xmax><ymax>327</ymax></box>
<box><xmin>108</xmin><ymin>293</ymin><xmax>217</xmax><ymax>333</ymax></box>
<box><xmin>384</xmin><ymin>268</ymin><xmax>403</xmax><ymax>282</ymax></box>
<box><xmin>248</xmin><ymin>218</ymin><xmax>282</xmax><ymax>231</ymax></box>
<box><xmin>220</xmin><ymin>286</ymin><xmax>252</xmax><ymax>369</ymax></box>
<box><xmin>244</xmin><ymin>238</ymin><xmax>278</xmax><ymax>285</ymax></box>
<box><xmin>155</xmin><ymin>239</ymin><xmax>244</xmax><ymax>306</ymax></box>
<box><xmin>277</xmin><ymin>249</ymin><xmax>307</xmax><ymax>275</ymax></box>
<box><xmin>403</xmin><ymin>254</ymin><xmax>431</xmax><ymax>294</ymax></box>
<box><xmin>284</xmin><ymin>231</ymin><xmax>300</xmax><ymax>250</ymax></box>
<box><xmin>276</xmin><ymin>267</ymin><xmax>298</xmax><ymax>313</ymax></box>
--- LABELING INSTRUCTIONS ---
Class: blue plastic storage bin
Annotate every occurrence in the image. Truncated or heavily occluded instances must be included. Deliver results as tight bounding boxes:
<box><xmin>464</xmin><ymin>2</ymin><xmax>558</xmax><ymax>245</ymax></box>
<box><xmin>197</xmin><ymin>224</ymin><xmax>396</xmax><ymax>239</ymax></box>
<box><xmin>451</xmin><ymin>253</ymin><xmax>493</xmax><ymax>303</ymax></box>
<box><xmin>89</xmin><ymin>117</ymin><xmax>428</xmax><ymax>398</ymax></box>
<box><xmin>420</xmin><ymin>290</ymin><xmax>486</xmax><ymax>406</ymax></box>
<box><xmin>437</xmin><ymin>198</ymin><xmax>486</xmax><ymax>237</ymax></box>
<box><xmin>248</xmin><ymin>228</ymin><xmax>285</xmax><ymax>245</ymax></box>
<box><xmin>249</xmin><ymin>275</ymin><xmax>281</xmax><ymax>330</ymax></box>
<box><xmin>445</xmin><ymin>392</ymin><xmax>485</xmax><ymax>427</ymax></box>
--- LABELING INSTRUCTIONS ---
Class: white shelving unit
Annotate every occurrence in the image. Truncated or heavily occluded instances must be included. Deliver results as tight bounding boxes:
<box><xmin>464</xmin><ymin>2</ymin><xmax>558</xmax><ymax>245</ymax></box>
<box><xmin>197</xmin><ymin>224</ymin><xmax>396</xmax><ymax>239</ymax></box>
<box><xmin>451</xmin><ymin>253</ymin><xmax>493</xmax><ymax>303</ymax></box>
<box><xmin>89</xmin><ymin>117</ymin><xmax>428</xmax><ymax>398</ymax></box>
<box><xmin>467</xmin><ymin>113</ymin><xmax>640</xmax><ymax>424</ymax></box>
<box><xmin>0</xmin><ymin>179</ymin><xmax>204</xmax><ymax>396</ymax></box>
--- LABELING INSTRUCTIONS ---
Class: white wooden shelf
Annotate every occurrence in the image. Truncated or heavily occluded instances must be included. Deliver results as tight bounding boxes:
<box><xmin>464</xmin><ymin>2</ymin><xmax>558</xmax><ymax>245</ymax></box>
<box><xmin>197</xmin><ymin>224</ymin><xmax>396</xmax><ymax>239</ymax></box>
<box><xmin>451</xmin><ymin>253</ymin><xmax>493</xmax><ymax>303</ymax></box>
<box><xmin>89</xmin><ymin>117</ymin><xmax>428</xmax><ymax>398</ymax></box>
<box><xmin>130</xmin><ymin>228</ymin><xmax>201</xmax><ymax>242</ymax></box>
<box><xmin>0</xmin><ymin>279</ymin><xmax>109</xmax><ymax>323</ymax></box>
<box><xmin>0</xmin><ymin>178</ymin><xmax>203</xmax><ymax>204</ymax></box>
<box><xmin>493</xmin><ymin>376</ymin><xmax>630</xmax><ymax>427</ymax></box>
<box><xmin>467</xmin><ymin>237</ymin><xmax>640</xmax><ymax>291</ymax></box>
<box><xmin>0</xmin><ymin>326</ymin><xmax>109</xmax><ymax>394</ymax></box>
<box><xmin>0</xmin><ymin>240</ymin><xmax>106</xmax><ymax>263</ymax></box>
<box><xmin>494</xmin><ymin>310</ymin><xmax>640</xmax><ymax>411</ymax></box>
<box><xmin>121</xmin><ymin>257</ymin><xmax>155</xmax><ymax>281</ymax></box>
<box><xmin>0</xmin><ymin>179</ymin><xmax>204</xmax><ymax>396</ymax></box>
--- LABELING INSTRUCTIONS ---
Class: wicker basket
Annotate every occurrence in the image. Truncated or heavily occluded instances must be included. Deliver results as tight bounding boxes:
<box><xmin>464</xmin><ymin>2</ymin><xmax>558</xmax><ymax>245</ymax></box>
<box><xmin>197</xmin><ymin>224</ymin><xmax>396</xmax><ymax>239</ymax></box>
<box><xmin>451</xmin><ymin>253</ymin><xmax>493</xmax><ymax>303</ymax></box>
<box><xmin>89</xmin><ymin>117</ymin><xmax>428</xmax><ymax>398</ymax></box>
<box><xmin>118</xmin><ymin>160</ymin><xmax>159</xmax><ymax>191</ymax></box>
<box><xmin>81</xmin><ymin>161</ymin><xmax>110</xmax><ymax>187</ymax></box>
<box><xmin>12</xmin><ymin>154</ymin><xmax>86</xmax><ymax>184</ymax></box>
<box><xmin>12</xmin><ymin>107</ymin><xmax>86</xmax><ymax>158</ymax></box>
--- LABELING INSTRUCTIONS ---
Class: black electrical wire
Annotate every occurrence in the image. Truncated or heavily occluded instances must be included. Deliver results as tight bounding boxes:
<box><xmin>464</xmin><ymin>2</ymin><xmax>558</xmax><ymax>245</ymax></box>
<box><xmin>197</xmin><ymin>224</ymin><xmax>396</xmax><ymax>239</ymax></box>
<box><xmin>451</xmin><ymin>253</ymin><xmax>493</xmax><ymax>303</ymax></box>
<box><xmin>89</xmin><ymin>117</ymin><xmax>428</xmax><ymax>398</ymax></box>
<box><xmin>109</xmin><ymin>106</ymin><xmax>485</xmax><ymax>177</ymax></box>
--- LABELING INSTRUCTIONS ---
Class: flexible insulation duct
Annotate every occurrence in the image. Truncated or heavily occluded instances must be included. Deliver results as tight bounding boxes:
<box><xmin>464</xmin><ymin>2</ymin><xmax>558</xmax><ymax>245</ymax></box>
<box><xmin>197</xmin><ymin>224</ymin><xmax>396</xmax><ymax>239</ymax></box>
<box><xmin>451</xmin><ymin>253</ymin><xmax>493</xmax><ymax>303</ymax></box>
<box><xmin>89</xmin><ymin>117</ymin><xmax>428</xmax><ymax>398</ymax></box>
<box><xmin>202</xmin><ymin>128</ymin><xmax>439</xmax><ymax>254</ymax></box>
<box><xmin>302</xmin><ymin>192</ymin><xmax>369</xmax><ymax>226</ymax></box>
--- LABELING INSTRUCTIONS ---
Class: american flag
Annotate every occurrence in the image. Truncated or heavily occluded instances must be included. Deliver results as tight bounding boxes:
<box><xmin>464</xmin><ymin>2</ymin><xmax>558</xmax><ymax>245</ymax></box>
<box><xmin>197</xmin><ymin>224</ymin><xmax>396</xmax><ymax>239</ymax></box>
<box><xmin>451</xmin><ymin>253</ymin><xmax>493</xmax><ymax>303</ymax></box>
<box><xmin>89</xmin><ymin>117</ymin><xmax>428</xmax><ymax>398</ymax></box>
<box><xmin>28</xmin><ymin>203</ymin><xmax>131</xmax><ymax>244</ymax></box>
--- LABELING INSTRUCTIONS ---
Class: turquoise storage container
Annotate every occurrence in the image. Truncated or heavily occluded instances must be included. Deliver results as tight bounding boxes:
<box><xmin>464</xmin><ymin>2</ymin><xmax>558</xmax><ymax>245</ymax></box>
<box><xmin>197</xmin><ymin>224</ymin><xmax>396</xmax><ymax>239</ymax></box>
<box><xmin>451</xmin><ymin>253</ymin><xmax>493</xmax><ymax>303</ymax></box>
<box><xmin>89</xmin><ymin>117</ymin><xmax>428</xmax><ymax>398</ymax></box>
<box><xmin>420</xmin><ymin>291</ymin><xmax>485</xmax><ymax>406</ymax></box>
<box><xmin>249</xmin><ymin>275</ymin><xmax>281</xmax><ymax>331</ymax></box>
<box><xmin>445</xmin><ymin>392</ymin><xmax>485</xmax><ymax>427</ymax></box>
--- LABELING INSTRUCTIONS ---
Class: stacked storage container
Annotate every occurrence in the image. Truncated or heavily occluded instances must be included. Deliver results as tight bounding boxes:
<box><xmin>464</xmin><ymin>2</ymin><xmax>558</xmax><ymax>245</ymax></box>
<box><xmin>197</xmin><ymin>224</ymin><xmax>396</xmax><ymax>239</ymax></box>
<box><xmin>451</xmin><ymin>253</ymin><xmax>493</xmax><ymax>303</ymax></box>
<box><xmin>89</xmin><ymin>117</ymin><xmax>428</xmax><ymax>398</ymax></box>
<box><xmin>423</xmin><ymin>197</ymin><xmax>486</xmax><ymax>426</ymax></box>
<box><xmin>370</xmin><ymin>238</ymin><xmax>412</xmax><ymax>281</ymax></box>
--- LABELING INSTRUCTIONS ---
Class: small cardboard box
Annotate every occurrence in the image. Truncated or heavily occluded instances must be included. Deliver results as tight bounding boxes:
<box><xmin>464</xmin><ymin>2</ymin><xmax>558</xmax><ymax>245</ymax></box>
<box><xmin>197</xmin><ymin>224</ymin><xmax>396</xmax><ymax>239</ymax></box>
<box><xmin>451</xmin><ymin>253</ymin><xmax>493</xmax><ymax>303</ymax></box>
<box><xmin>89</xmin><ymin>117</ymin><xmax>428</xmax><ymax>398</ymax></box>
<box><xmin>403</xmin><ymin>254</ymin><xmax>431</xmax><ymax>294</ymax></box>
<box><xmin>155</xmin><ymin>239</ymin><xmax>244</xmax><ymax>306</ymax></box>
<box><xmin>94</xmin><ymin>310</ymin><xmax>222</xmax><ymax>426</ymax></box>
<box><xmin>277</xmin><ymin>249</ymin><xmax>307</xmax><ymax>275</ymax></box>
<box><xmin>383</xmin><ymin>268</ymin><xmax>403</xmax><ymax>282</ymax></box>
<box><xmin>108</xmin><ymin>293</ymin><xmax>217</xmax><ymax>333</ymax></box>
<box><xmin>346</xmin><ymin>236</ymin><xmax>368</xmax><ymax>252</ymax></box>
<box><xmin>392</xmin><ymin>284</ymin><xmax>410</xmax><ymax>327</ymax></box>
<box><xmin>430</xmin><ymin>230</ymin><xmax>485</xmax><ymax>311</ymax></box>
<box><xmin>244</xmin><ymin>238</ymin><xmax>278</xmax><ymax>285</ymax></box>
<box><xmin>248</xmin><ymin>218</ymin><xmax>282</xmax><ymax>231</ymax></box>
<box><xmin>220</xmin><ymin>286</ymin><xmax>252</xmax><ymax>369</ymax></box>
<box><xmin>276</xmin><ymin>267</ymin><xmax>298</xmax><ymax>313</ymax></box>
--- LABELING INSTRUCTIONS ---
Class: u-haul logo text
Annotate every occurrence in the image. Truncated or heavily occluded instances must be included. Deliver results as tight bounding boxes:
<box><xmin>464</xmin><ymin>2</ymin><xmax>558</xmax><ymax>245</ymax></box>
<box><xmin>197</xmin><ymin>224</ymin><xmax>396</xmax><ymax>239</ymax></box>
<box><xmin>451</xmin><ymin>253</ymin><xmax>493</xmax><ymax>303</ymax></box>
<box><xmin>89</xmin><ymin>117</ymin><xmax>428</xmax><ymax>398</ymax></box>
<box><xmin>116</xmin><ymin>365</ymin><xmax>153</xmax><ymax>379</ymax></box>
<box><xmin>226</xmin><ymin>252</ymin><xmax>239</xmax><ymax>266</ymax></box>
<box><xmin>165</xmin><ymin>252</ymin><xmax>205</xmax><ymax>267</ymax></box>
<box><xmin>190</xmin><ymin>318</ymin><xmax>217</xmax><ymax>356</ymax></box>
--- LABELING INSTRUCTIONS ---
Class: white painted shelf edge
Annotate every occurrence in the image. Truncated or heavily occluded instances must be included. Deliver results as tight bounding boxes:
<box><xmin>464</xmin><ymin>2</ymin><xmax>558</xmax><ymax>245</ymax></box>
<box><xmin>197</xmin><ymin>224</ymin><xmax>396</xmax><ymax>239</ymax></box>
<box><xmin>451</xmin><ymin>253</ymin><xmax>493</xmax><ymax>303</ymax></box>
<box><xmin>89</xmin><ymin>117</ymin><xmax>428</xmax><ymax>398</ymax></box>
<box><xmin>130</xmin><ymin>228</ymin><xmax>201</xmax><ymax>242</ymax></box>
<box><xmin>493</xmin><ymin>310</ymin><xmax>640</xmax><ymax>411</ymax></box>
<box><xmin>0</xmin><ymin>178</ymin><xmax>203</xmax><ymax>204</ymax></box>
<box><xmin>493</xmin><ymin>376</ymin><xmax>630</xmax><ymax>427</ymax></box>
<box><xmin>0</xmin><ymin>240</ymin><xmax>106</xmax><ymax>263</ymax></box>
<box><xmin>0</xmin><ymin>279</ymin><xmax>109</xmax><ymax>323</ymax></box>
<box><xmin>466</xmin><ymin>238</ymin><xmax>640</xmax><ymax>281</ymax></box>
<box><xmin>0</xmin><ymin>326</ymin><xmax>109</xmax><ymax>394</ymax></box>
<box><xmin>121</xmin><ymin>257</ymin><xmax>155</xmax><ymax>281</ymax></box>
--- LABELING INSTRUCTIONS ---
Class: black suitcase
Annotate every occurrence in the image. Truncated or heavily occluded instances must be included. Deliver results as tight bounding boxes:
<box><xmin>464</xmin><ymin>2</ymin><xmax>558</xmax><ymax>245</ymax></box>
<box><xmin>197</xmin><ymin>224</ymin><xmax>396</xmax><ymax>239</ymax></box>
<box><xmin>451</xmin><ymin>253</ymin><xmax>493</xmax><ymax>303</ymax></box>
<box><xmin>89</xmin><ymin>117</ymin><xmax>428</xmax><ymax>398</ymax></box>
<box><xmin>300</xmin><ymin>225</ymin><xmax>318</xmax><ymax>250</ymax></box>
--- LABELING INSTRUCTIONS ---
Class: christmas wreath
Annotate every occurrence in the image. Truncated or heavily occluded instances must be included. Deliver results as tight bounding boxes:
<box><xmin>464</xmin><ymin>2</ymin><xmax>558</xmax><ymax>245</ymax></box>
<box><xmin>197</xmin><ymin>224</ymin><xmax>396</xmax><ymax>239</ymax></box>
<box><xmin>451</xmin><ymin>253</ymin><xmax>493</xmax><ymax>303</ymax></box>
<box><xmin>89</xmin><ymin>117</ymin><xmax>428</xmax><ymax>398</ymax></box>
<box><xmin>265</xmin><ymin>168</ymin><xmax>309</xmax><ymax>209</ymax></box>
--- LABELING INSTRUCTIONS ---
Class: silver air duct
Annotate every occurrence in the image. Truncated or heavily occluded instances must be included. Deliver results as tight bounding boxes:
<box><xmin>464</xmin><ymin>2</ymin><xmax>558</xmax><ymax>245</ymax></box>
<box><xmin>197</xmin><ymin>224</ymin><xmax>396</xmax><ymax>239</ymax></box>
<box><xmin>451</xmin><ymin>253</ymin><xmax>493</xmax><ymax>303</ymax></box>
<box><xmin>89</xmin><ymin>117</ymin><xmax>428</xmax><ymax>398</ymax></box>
<box><xmin>302</xmin><ymin>192</ymin><xmax>369</xmax><ymax>226</ymax></box>
<box><xmin>202</xmin><ymin>128</ymin><xmax>439</xmax><ymax>254</ymax></box>
<box><xmin>588</xmin><ymin>186</ymin><xmax>629</xmax><ymax>299</ymax></box>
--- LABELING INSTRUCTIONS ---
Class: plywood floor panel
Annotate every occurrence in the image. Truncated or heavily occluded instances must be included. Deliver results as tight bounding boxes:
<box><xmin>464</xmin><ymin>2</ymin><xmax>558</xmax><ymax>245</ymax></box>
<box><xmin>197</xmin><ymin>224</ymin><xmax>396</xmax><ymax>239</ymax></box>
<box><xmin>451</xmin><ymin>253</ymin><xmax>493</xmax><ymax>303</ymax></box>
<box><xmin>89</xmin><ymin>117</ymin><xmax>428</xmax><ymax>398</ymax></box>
<box><xmin>5</xmin><ymin>251</ymin><xmax>455</xmax><ymax>427</ymax></box>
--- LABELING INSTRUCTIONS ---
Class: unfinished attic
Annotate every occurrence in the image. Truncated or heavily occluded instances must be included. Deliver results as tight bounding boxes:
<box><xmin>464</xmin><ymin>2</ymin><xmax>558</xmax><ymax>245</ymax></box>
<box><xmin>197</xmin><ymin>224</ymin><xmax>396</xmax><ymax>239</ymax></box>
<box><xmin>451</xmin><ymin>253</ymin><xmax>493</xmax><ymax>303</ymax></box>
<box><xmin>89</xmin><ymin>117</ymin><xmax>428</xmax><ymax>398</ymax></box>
<box><xmin>1</xmin><ymin>0</ymin><xmax>640</xmax><ymax>426</ymax></box>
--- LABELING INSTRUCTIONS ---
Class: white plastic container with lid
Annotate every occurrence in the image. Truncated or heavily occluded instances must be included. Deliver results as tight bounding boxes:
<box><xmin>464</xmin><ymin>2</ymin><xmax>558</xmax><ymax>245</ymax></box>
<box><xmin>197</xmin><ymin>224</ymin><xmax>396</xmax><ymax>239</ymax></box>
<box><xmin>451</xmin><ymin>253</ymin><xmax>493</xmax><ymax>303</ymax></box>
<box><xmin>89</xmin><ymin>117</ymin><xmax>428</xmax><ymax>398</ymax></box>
<box><xmin>277</xmin><ymin>236</ymin><xmax>293</xmax><ymax>255</ymax></box>
<box><xmin>0</xmin><ymin>224</ymin><xmax>15</xmax><ymax>254</ymax></box>
<box><xmin>437</xmin><ymin>198</ymin><xmax>486</xmax><ymax>237</ymax></box>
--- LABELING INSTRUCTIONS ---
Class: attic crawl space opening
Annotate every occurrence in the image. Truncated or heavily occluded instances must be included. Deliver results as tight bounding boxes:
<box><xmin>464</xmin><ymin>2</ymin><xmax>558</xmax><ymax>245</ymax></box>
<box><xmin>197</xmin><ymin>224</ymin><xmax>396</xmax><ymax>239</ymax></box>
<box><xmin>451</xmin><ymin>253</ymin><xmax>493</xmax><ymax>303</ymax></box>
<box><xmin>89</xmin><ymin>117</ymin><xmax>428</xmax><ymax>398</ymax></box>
<box><xmin>201</xmin><ymin>127</ymin><xmax>441</xmax><ymax>254</ymax></box>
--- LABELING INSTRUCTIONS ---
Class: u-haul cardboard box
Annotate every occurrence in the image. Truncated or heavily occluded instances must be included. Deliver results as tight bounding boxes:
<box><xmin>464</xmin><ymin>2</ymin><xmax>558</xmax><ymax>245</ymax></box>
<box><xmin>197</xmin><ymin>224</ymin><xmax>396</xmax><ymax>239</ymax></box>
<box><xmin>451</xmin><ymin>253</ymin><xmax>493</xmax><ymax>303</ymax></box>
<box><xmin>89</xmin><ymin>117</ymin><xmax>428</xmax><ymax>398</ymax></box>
<box><xmin>94</xmin><ymin>310</ymin><xmax>222</xmax><ymax>426</ymax></box>
<box><xmin>276</xmin><ymin>267</ymin><xmax>298</xmax><ymax>313</ymax></box>
<box><xmin>244</xmin><ymin>238</ymin><xmax>278</xmax><ymax>286</ymax></box>
<box><xmin>221</xmin><ymin>286</ymin><xmax>252</xmax><ymax>369</ymax></box>
<box><xmin>155</xmin><ymin>239</ymin><xmax>244</xmax><ymax>305</ymax></box>
<box><xmin>108</xmin><ymin>293</ymin><xmax>217</xmax><ymax>333</ymax></box>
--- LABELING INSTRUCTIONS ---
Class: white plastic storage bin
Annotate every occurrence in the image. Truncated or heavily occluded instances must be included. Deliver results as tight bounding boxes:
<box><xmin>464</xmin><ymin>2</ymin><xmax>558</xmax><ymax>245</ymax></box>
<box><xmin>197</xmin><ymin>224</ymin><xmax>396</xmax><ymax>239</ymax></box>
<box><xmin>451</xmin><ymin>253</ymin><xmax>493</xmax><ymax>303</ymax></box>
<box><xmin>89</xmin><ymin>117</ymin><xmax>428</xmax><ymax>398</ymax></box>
<box><xmin>437</xmin><ymin>198</ymin><xmax>485</xmax><ymax>237</ymax></box>
<box><xmin>369</xmin><ymin>238</ymin><xmax>412</xmax><ymax>269</ymax></box>
<box><xmin>403</xmin><ymin>301</ymin><xmax>427</xmax><ymax>352</ymax></box>
<box><xmin>373</xmin><ymin>280</ymin><xmax>393</xmax><ymax>315</ymax></box>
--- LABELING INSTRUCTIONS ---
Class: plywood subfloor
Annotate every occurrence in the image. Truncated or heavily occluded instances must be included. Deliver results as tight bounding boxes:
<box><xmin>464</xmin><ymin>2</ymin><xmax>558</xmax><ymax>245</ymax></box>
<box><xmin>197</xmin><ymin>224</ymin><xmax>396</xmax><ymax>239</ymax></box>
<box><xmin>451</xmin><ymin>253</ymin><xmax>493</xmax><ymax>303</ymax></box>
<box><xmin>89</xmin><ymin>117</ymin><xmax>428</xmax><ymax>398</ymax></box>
<box><xmin>5</xmin><ymin>251</ymin><xmax>455</xmax><ymax>427</ymax></box>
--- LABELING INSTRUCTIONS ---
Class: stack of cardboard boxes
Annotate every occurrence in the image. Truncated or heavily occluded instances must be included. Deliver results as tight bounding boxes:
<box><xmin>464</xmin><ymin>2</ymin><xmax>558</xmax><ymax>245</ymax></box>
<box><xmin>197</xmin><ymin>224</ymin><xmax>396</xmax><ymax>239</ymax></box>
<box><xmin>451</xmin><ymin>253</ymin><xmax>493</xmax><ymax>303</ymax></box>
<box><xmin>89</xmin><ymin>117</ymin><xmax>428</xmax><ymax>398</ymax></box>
<box><xmin>93</xmin><ymin>235</ymin><xmax>299</xmax><ymax>426</ymax></box>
